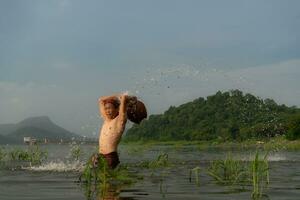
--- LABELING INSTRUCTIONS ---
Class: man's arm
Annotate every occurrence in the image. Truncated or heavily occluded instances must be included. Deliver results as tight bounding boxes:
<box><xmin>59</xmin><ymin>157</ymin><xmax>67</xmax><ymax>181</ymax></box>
<box><xmin>118</xmin><ymin>95</ymin><xmax>138</xmax><ymax>125</ymax></box>
<box><xmin>98</xmin><ymin>94</ymin><xmax>120</xmax><ymax>102</ymax></box>
<box><xmin>118</xmin><ymin>94</ymin><xmax>129</xmax><ymax>125</ymax></box>
<box><xmin>98</xmin><ymin>99</ymin><xmax>108</xmax><ymax>120</ymax></box>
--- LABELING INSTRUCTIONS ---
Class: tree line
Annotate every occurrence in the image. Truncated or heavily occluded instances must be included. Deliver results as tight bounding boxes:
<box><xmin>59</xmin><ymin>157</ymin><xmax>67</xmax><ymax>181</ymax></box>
<box><xmin>124</xmin><ymin>90</ymin><xmax>300</xmax><ymax>142</ymax></box>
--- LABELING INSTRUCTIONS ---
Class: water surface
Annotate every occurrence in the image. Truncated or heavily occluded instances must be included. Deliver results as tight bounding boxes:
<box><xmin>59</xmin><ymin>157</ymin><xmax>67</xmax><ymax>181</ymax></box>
<box><xmin>0</xmin><ymin>144</ymin><xmax>299</xmax><ymax>200</ymax></box>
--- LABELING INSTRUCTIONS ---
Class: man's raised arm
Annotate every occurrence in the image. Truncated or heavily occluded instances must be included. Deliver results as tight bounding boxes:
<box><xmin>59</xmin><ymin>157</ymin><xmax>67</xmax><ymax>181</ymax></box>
<box><xmin>98</xmin><ymin>94</ymin><xmax>120</xmax><ymax>103</ymax></box>
<box><xmin>118</xmin><ymin>94</ymin><xmax>129</xmax><ymax>125</ymax></box>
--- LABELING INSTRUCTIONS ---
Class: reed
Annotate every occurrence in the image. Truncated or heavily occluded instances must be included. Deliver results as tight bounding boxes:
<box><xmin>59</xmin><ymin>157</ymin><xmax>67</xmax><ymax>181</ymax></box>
<box><xmin>207</xmin><ymin>153</ymin><xmax>248</xmax><ymax>185</ymax></box>
<box><xmin>78</xmin><ymin>154</ymin><xmax>137</xmax><ymax>186</ymax></box>
<box><xmin>189</xmin><ymin>166</ymin><xmax>201</xmax><ymax>186</ymax></box>
<box><xmin>136</xmin><ymin>152</ymin><xmax>171</xmax><ymax>169</ymax></box>
<box><xmin>69</xmin><ymin>142</ymin><xmax>82</xmax><ymax>161</ymax></box>
<box><xmin>78</xmin><ymin>154</ymin><xmax>140</xmax><ymax>200</ymax></box>
<box><xmin>250</xmin><ymin>151</ymin><xmax>270</xmax><ymax>199</ymax></box>
<box><xmin>8</xmin><ymin>145</ymin><xmax>48</xmax><ymax>166</ymax></box>
<box><xmin>0</xmin><ymin>147</ymin><xmax>6</xmax><ymax>161</ymax></box>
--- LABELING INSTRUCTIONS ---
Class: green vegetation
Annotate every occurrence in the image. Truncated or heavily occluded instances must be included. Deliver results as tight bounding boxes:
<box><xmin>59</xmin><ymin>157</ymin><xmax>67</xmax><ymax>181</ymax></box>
<box><xmin>207</xmin><ymin>153</ymin><xmax>248</xmax><ymax>185</ymax></box>
<box><xmin>69</xmin><ymin>142</ymin><xmax>82</xmax><ymax>161</ymax></box>
<box><xmin>78</xmin><ymin>153</ymin><xmax>141</xmax><ymax>200</ymax></box>
<box><xmin>0</xmin><ymin>145</ymin><xmax>48</xmax><ymax>167</ymax></box>
<box><xmin>135</xmin><ymin>152</ymin><xmax>171</xmax><ymax>169</ymax></box>
<box><xmin>202</xmin><ymin>151</ymin><xmax>270</xmax><ymax>199</ymax></box>
<box><xmin>251</xmin><ymin>151</ymin><xmax>270</xmax><ymax>199</ymax></box>
<box><xmin>189</xmin><ymin>166</ymin><xmax>201</xmax><ymax>186</ymax></box>
<box><xmin>0</xmin><ymin>147</ymin><xmax>5</xmax><ymax>161</ymax></box>
<box><xmin>79</xmin><ymin>154</ymin><xmax>139</xmax><ymax>185</ymax></box>
<box><xmin>122</xmin><ymin>136</ymin><xmax>300</xmax><ymax>152</ymax></box>
<box><xmin>9</xmin><ymin>145</ymin><xmax>48</xmax><ymax>166</ymax></box>
<box><xmin>78</xmin><ymin>151</ymin><xmax>173</xmax><ymax>199</ymax></box>
<box><xmin>285</xmin><ymin>114</ymin><xmax>300</xmax><ymax>140</ymax></box>
<box><xmin>125</xmin><ymin>90</ymin><xmax>300</xmax><ymax>142</ymax></box>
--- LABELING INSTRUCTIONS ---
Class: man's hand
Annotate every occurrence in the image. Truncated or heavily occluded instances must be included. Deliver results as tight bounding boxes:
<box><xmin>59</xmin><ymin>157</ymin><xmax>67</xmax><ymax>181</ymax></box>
<box><xmin>120</xmin><ymin>94</ymin><xmax>129</xmax><ymax>102</ymax></box>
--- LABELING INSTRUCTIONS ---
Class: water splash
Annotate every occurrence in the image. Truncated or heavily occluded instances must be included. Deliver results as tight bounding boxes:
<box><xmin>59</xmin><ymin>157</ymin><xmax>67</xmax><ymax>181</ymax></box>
<box><xmin>22</xmin><ymin>160</ymin><xmax>85</xmax><ymax>172</ymax></box>
<box><xmin>267</xmin><ymin>154</ymin><xmax>287</xmax><ymax>162</ymax></box>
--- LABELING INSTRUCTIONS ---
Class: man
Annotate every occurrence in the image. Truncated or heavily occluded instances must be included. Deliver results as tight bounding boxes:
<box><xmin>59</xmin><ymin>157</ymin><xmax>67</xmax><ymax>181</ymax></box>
<box><xmin>94</xmin><ymin>93</ymin><xmax>136</xmax><ymax>169</ymax></box>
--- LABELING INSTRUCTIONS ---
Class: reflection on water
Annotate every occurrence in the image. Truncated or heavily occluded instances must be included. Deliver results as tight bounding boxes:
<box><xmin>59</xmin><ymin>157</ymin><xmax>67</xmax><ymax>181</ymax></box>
<box><xmin>81</xmin><ymin>182</ymin><xmax>137</xmax><ymax>200</ymax></box>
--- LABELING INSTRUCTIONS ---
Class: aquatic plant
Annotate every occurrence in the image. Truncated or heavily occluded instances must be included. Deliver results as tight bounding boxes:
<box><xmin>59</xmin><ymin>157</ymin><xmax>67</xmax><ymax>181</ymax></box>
<box><xmin>0</xmin><ymin>147</ymin><xmax>6</xmax><ymax>161</ymax></box>
<box><xmin>0</xmin><ymin>147</ymin><xmax>6</xmax><ymax>168</ymax></box>
<box><xmin>79</xmin><ymin>160</ymin><xmax>142</xmax><ymax>200</ymax></box>
<box><xmin>9</xmin><ymin>149</ymin><xmax>26</xmax><ymax>161</ymax></box>
<box><xmin>8</xmin><ymin>145</ymin><xmax>48</xmax><ymax>166</ymax></box>
<box><xmin>27</xmin><ymin>145</ymin><xmax>48</xmax><ymax>166</ymax></box>
<box><xmin>78</xmin><ymin>154</ymin><xmax>137</xmax><ymax>186</ymax></box>
<box><xmin>251</xmin><ymin>151</ymin><xmax>270</xmax><ymax>199</ymax></box>
<box><xmin>207</xmin><ymin>153</ymin><xmax>248</xmax><ymax>185</ymax></box>
<box><xmin>78</xmin><ymin>153</ymin><xmax>141</xmax><ymax>200</ymax></box>
<box><xmin>189</xmin><ymin>166</ymin><xmax>201</xmax><ymax>186</ymax></box>
<box><xmin>69</xmin><ymin>142</ymin><xmax>82</xmax><ymax>161</ymax></box>
<box><xmin>206</xmin><ymin>151</ymin><xmax>270</xmax><ymax>198</ymax></box>
<box><xmin>137</xmin><ymin>152</ymin><xmax>171</xmax><ymax>169</ymax></box>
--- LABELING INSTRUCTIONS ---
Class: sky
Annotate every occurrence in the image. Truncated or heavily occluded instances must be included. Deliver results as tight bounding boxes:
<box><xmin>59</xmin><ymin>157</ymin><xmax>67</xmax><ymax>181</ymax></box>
<box><xmin>0</xmin><ymin>0</ymin><xmax>300</xmax><ymax>137</ymax></box>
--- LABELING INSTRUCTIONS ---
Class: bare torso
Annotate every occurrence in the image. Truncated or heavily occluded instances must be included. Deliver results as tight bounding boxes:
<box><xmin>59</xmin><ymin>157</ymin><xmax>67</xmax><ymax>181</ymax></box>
<box><xmin>99</xmin><ymin>115</ymin><xmax>126</xmax><ymax>154</ymax></box>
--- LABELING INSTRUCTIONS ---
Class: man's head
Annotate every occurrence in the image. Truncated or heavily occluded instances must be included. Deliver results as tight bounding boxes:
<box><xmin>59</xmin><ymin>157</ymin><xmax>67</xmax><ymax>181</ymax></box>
<box><xmin>103</xmin><ymin>98</ymin><xmax>120</xmax><ymax>119</ymax></box>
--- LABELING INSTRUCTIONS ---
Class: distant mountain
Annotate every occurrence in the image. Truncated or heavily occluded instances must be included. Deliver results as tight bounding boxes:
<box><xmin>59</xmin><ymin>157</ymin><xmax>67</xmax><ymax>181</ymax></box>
<box><xmin>0</xmin><ymin>124</ymin><xmax>17</xmax><ymax>135</ymax></box>
<box><xmin>0</xmin><ymin>134</ymin><xmax>16</xmax><ymax>144</ymax></box>
<box><xmin>0</xmin><ymin>116</ymin><xmax>81</xmax><ymax>144</ymax></box>
<box><xmin>125</xmin><ymin>89</ymin><xmax>300</xmax><ymax>142</ymax></box>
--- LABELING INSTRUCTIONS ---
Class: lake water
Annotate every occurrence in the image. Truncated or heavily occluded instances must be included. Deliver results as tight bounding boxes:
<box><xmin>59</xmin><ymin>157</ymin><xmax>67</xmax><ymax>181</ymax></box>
<box><xmin>0</xmin><ymin>144</ymin><xmax>299</xmax><ymax>200</ymax></box>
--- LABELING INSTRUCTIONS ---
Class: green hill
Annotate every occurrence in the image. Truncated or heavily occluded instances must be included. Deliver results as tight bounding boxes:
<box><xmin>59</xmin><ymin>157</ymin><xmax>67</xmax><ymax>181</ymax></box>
<box><xmin>125</xmin><ymin>90</ymin><xmax>300</xmax><ymax>142</ymax></box>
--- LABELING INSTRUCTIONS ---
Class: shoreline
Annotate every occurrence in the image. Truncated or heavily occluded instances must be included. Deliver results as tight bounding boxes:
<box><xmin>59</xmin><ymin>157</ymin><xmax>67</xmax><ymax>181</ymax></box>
<box><xmin>120</xmin><ymin>136</ymin><xmax>300</xmax><ymax>151</ymax></box>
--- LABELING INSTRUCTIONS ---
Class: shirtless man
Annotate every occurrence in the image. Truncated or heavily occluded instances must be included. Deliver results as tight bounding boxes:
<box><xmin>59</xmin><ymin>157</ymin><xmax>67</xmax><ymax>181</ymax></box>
<box><xmin>95</xmin><ymin>93</ymin><xmax>136</xmax><ymax>169</ymax></box>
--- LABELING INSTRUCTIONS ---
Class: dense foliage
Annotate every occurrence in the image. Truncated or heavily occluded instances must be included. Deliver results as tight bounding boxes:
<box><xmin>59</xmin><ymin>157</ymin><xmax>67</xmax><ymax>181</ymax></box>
<box><xmin>124</xmin><ymin>90</ymin><xmax>300</xmax><ymax>141</ymax></box>
<box><xmin>285</xmin><ymin>114</ymin><xmax>300</xmax><ymax>140</ymax></box>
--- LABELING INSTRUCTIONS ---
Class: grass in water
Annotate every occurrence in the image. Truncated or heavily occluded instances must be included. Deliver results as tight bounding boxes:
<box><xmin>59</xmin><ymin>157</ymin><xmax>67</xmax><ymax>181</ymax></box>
<box><xmin>205</xmin><ymin>151</ymin><xmax>270</xmax><ymax>199</ymax></box>
<box><xmin>251</xmin><ymin>151</ymin><xmax>270</xmax><ymax>199</ymax></box>
<box><xmin>189</xmin><ymin>166</ymin><xmax>201</xmax><ymax>186</ymax></box>
<box><xmin>207</xmin><ymin>153</ymin><xmax>248</xmax><ymax>185</ymax></box>
<box><xmin>136</xmin><ymin>152</ymin><xmax>171</xmax><ymax>169</ymax></box>
<box><xmin>7</xmin><ymin>145</ymin><xmax>48</xmax><ymax>167</ymax></box>
<box><xmin>69</xmin><ymin>142</ymin><xmax>82</xmax><ymax>161</ymax></box>
<box><xmin>0</xmin><ymin>147</ymin><xmax>6</xmax><ymax>161</ymax></box>
<box><xmin>78</xmin><ymin>154</ymin><xmax>139</xmax><ymax>185</ymax></box>
<box><xmin>78</xmin><ymin>153</ymin><xmax>141</xmax><ymax>199</ymax></box>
